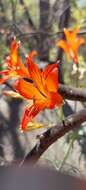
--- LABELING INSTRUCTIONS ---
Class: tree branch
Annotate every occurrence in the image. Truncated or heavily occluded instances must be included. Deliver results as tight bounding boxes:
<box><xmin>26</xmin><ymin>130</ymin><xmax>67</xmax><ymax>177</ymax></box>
<box><xmin>16</xmin><ymin>29</ymin><xmax>86</xmax><ymax>39</ymax></box>
<box><xmin>19</xmin><ymin>0</ymin><xmax>36</xmax><ymax>30</ymax></box>
<box><xmin>21</xmin><ymin>109</ymin><xmax>86</xmax><ymax>165</ymax></box>
<box><xmin>59</xmin><ymin>84</ymin><xmax>86</xmax><ymax>102</ymax></box>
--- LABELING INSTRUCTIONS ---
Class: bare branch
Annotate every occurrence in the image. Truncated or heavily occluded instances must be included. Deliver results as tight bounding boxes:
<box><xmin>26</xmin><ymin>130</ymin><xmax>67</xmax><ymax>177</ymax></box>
<box><xmin>19</xmin><ymin>0</ymin><xmax>36</xmax><ymax>30</ymax></box>
<box><xmin>21</xmin><ymin>109</ymin><xmax>86</xmax><ymax>165</ymax></box>
<box><xmin>15</xmin><ymin>29</ymin><xmax>86</xmax><ymax>40</ymax></box>
<box><xmin>59</xmin><ymin>84</ymin><xmax>86</xmax><ymax>102</ymax></box>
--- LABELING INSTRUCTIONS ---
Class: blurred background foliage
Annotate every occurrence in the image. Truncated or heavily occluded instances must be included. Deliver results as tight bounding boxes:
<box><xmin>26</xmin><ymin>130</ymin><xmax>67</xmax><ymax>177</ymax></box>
<box><xmin>0</xmin><ymin>0</ymin><xmax>86</xmax><ymax>177</ymax></box>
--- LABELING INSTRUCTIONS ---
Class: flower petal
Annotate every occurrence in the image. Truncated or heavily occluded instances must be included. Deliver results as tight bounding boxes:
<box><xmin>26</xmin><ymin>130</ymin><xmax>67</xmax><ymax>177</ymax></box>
<box><xmin>57</xmin><ymin>40</ymin><xmax>68</xmax><ymax>53</ymax></box>
<box><xmin>64</xmin><ymin>28</ymin><xmax>80</xmax><ymax>43</ymax></box>
<box><xmin>75</xmin><ymin>37</ymin><xmax>85</xmax><ymax>50</ymax></box>
<box><xmin>42</xmin><ymin>63</ymin><xmax>58</xmax><ymax>92</ymax></box>
<box><xmin>47</xmin><ymin>92</ymin><xmax>63</xmax><ymax>109</ymax></box>
<box><xmin>7</xmin><ymin>38</ymin><xmax>29</xmax><ymax>78</ymax></box>
<box><xmin>20</xmin><ymin>104</ymin><xmax>42</xmax><ymax>131</ymax></box>
<box><xmin>54</xmin><ymin>92</ymin><xmax>63</xmax><ymax>106</ymax></box>
<box><xmin>20</xmin><ymin>91</ymin><xmax>63</xmax><ymax>131</ymax></box>
<box><xmin>26</xmin><ymin>51</ymin><xmax>44</xmax><ymax>92</ymax></box>
<box><xmin>15</xmin><ymin>79</ymin><xmax>44</xmax><ymax>100</ymax></box>
<box><xmin>0</xmin><ymin>69</ymin><xmax>23</xmax><ymax>84</ymax></box>
<box><xmin>9</xmin><ymin>37</ymin><xmax>19</xmax><ymax>67</ymax></box>
<box><xmin>15</xmin><ymin>56</ymin><xmax>29</xmax><ymax>77</ymax></box>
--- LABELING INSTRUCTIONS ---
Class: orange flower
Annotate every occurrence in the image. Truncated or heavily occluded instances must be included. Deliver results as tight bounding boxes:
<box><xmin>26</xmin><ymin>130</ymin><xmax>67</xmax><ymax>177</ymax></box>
<box><xmin>0</xmin><ymin>37</ymin><xmax>29</xmax><ymax>84</ymax></box>
<box><xmin>15</xmin><ymin>56</ymin><xmax>63</xmax><ymax>131</ymax></box>
<box><xmin>57</xmin><ymin>28</ymin><xmax>85</xmax><ymax>64</ymax></box>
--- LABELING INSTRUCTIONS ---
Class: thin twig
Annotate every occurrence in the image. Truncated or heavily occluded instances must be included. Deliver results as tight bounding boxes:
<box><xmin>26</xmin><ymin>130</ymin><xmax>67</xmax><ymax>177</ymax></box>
<box><xmin>15</xmin><ymin>30</ymin><xmax>86</xmax><ymax>39</ymax></box>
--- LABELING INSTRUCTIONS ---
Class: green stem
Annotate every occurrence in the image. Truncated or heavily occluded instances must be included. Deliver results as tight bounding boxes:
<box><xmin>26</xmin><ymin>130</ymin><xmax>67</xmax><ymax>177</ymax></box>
<box><xmin>55</xmin><ymin>105</ymin><xmax>64</xmax><ymax>122</ymax></box>
<box><xmin>74</xmin><ymin>62</ymin><xmax>79</xmax><ymax>112</ymax></box>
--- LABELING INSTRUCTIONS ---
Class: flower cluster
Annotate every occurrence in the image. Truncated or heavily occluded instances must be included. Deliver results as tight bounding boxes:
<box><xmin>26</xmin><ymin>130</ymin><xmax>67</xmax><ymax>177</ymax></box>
<box><xmin>0</xmin><ymin>28</ymin><xmax>85</xmax><ymax>131</ymax></box>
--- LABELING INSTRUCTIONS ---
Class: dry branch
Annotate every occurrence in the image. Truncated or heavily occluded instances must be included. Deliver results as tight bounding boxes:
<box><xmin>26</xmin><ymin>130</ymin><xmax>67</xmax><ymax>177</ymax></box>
<box><xmin>21</xmin><ymin>109</ymin><xmax>86</xmax><ymax>165</ymax></box>
<box><xmin>59</xmin><ymin>84</ymin><xmax>86</xmax><ymax>102</ymax></box>
<box><xmin>19</xmin><ymin>0</ymin><xmax>36</xmax><ymax>30</ymax></box>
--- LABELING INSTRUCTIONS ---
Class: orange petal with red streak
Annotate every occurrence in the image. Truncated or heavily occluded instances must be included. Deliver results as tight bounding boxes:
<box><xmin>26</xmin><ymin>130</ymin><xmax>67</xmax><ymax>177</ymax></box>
<box><xmin>15</xmin><ymin>79</ymin><xmax>43</xmax><ymax>100</ymax></box>
<box><xmin>26</xmin><ymin>51</ymin><xmax>44</xmax><ymax>92</ymax></box>
<box><xmin>20</xmin><ymin>104</ymin><xmax>42</xmax><ymax>131</ymax></box>
<box><xmin>9</xmin><ymin>38</ymin><xmax>29</xmax><ymax>77</ymax></box>
<box><xmin>42</xmin><ymin>63</ymin><xmax>58</xmax><ymax>92</ymax></box>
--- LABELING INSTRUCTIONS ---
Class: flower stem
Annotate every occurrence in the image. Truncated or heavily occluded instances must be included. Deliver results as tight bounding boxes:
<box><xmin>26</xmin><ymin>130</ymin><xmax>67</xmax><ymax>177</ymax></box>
<box><xmin>74</xmin><ymin>62</ymin><xmax>79</xmax><ymax>112</ymax></box>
